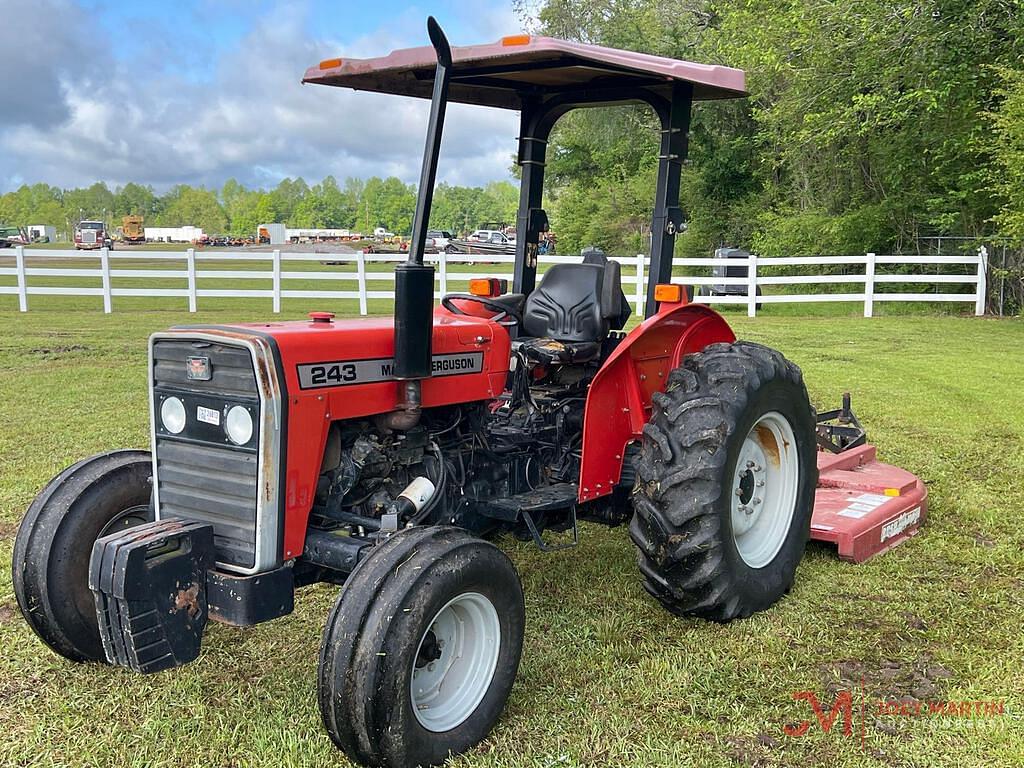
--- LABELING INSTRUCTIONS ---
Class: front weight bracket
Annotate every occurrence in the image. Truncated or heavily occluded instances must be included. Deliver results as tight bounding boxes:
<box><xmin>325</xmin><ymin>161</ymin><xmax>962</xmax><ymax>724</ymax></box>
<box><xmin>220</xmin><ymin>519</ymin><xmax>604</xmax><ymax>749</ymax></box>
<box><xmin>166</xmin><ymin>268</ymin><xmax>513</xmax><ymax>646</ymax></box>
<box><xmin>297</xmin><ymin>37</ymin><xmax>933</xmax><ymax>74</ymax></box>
<box><xmin>89</xmin><ymin>518</ymin><xmax>214</xmax><ymax>674</ymax></box>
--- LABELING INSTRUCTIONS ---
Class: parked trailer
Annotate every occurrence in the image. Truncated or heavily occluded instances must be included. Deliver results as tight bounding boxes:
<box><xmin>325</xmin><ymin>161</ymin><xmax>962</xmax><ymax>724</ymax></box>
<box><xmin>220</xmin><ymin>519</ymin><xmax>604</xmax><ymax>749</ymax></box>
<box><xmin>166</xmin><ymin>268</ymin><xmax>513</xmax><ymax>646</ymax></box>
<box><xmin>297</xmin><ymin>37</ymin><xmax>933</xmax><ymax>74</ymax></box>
<box><xmin>258</xmin><ymin>223</ymin><xmax>287</xmax><ymax>244</ymax></box>
<box><xmin>26</xmin><ymin>224</ymin><xmax>56</xmax><ymax>243</ymax></box>
<box><xmin>144</xmin><ymin>226</ymin><xmax>205</xmax><ymax>243</ymax></box>
<box><xmin>286</xmin><ymin>227</ymin><xmax>358</xmax><ymax>242</ymax></box>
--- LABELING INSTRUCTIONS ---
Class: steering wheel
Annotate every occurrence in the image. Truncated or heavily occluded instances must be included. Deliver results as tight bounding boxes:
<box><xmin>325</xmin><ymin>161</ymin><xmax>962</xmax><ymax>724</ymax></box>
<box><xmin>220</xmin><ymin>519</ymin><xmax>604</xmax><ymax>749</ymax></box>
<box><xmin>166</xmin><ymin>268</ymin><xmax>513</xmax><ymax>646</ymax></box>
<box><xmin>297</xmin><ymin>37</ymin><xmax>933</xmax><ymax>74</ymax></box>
<box><xmin>441</xmin><ymin>294</ymin><xmax>523</xmax><ymax>327</ymax></box>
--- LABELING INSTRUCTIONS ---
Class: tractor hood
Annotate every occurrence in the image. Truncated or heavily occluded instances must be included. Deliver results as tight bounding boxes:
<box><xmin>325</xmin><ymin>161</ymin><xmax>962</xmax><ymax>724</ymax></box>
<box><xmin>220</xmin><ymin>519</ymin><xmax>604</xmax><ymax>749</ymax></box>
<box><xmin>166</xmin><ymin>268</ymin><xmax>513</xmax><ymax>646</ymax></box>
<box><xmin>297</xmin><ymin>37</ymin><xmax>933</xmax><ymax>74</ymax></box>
<box><xmin>169</xmin><ymin>310</ymin><xmax>510</xmax><ymax>414</ymax></box>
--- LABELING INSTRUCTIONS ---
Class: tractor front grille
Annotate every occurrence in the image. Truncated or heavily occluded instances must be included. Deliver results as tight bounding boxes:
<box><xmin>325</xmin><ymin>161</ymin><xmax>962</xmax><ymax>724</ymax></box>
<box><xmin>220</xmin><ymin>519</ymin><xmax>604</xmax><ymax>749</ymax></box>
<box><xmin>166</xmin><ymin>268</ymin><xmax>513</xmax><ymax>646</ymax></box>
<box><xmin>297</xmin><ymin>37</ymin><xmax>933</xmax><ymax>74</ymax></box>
<box><xmin>152</xmin><ymin>338</ymin><xmax>261</xmax><ymax>570</ymax></box>
<box><xmin>154</xmin><ymin>440</ymin><xmax>258</xmax><ymax>568</ymax></box>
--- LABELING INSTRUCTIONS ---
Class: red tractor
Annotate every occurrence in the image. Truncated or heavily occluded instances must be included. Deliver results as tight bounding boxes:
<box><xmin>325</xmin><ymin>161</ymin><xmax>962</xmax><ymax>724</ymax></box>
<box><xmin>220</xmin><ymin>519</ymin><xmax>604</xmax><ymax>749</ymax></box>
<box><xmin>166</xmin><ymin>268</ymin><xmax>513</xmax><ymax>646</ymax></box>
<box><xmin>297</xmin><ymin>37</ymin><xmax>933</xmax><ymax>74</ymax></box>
<box><xmin>12</xmin><ymin>19</ymin><xmax>925</xmax><ymax>768</ymax></box>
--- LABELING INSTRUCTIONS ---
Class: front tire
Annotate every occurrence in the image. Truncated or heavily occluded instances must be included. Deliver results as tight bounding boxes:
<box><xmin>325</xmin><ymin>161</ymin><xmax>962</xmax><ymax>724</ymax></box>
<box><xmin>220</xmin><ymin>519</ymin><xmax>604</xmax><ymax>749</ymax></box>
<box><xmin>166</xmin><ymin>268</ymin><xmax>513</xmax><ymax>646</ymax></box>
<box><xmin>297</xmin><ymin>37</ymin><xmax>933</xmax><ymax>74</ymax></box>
<box><xmin>629</xmin><ymin>341</ymin><xmax>817</xmax><ymax>621</ymax></box>
<box><xmin>12</xmin><ymin>450</ymin><xmax>152</xmax><ymax>661</ymax></box>
<box><xmin>319</xmin><ymin>526</ymin><xmax>525</xmax><ymax>768</ymax></box>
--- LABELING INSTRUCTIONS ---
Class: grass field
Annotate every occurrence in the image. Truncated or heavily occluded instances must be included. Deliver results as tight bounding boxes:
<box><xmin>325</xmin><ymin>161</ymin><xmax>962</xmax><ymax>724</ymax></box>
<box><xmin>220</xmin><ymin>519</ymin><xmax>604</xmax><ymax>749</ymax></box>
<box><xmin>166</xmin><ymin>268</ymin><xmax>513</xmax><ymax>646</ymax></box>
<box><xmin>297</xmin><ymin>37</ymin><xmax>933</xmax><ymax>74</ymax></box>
<box><xmin>0</xmin><ymin>303</ymin><xmax>1021</xmax><ymax>768</ymax></box>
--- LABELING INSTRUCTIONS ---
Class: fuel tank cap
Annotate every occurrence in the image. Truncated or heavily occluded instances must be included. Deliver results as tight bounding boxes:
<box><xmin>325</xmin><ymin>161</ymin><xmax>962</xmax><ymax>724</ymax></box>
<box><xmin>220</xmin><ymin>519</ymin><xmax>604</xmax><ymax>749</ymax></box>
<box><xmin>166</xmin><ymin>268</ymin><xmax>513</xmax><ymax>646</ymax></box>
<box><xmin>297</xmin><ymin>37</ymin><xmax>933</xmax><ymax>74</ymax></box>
<box><xmin>309</xmin><ymin>311</ymin><xmax>335</xmax><ymax>324</ymax></box>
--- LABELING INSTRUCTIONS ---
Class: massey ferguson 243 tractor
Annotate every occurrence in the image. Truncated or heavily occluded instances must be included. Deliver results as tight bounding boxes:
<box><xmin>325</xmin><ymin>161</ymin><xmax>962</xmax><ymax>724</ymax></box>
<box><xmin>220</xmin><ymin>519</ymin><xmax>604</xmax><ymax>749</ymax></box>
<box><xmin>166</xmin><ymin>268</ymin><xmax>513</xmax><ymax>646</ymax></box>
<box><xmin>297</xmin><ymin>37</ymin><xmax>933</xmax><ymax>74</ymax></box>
<box><xmin>13</xmin><ymin>19</ymin><xmax>927</xmax><ymax>768</ymax></box>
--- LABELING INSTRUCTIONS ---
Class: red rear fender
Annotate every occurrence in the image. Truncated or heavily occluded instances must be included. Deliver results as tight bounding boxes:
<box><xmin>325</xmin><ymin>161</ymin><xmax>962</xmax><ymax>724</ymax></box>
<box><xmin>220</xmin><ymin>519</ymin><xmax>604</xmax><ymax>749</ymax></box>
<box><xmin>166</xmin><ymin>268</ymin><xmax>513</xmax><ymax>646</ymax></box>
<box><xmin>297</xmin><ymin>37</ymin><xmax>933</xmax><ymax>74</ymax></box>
<box><xmin>578</xmin><ymin>303</ymin><xmax>735</xmax><ymax>502</ymax></box>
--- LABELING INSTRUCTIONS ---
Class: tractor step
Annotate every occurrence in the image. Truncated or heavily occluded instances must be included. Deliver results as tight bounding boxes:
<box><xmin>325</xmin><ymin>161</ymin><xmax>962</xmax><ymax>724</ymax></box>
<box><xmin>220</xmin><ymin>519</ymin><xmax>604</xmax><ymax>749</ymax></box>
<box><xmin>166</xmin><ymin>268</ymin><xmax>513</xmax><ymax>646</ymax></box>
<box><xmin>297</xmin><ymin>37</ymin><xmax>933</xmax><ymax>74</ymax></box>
<box><xmin>810</xmin><ymin>443</ymin><xmax>927</xmax><ymax>563</ymax></box>
<box><xmin>89</xmin><ymin>518</ymin><xmax>215</xmax><ymax>673</ymax></box>
<box><xmin>480</xmin><ymin>483</ymin><xmax>578</xmax><ymax>551</ymax></box>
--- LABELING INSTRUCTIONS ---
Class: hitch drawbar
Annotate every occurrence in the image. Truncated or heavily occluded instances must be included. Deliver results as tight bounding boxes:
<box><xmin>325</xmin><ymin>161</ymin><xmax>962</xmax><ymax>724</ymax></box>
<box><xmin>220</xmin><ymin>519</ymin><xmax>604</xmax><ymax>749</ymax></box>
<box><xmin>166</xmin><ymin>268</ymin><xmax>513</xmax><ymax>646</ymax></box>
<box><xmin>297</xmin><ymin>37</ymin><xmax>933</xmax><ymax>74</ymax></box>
<box><xmin>89</xmin><ymin>519</ymin><xmax>214</xmax><ymax>673</ymax></box>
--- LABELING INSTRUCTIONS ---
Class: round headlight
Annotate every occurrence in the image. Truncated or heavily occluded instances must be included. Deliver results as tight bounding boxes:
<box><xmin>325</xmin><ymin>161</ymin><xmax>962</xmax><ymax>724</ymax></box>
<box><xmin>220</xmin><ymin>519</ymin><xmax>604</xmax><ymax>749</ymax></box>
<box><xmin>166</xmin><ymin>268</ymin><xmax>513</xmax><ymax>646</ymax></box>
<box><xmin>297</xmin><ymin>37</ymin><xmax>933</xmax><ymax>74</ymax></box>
<box><xmin>160</xmin><ymin>396</ymin><xmax>186</xmax><ymax>434</ymax></box>
<box><xmin>225</xmin><ymin>405</ymin><xmax>254</xmax><ymax>445</ymax></box>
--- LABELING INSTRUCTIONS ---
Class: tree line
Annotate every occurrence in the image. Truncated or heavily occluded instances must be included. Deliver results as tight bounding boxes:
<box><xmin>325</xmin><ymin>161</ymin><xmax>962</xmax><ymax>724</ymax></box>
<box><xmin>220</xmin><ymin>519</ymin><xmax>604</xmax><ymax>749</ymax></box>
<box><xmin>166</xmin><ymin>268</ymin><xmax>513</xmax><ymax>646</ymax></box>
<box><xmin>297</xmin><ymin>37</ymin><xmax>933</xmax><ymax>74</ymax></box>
<box><xmin>525</xmin><ymin>0</ymin><xmax>1024</xmax><ymax>258</ymax></box>
<box><xmin>4</xmin><ymin>0</ymin><xmax>1023</xmax><ymax>262</ymax></box>
<box><xmin>0</xmin><ymin>177</ymin><xmax>519</xmax><ymax>239</ymax></box>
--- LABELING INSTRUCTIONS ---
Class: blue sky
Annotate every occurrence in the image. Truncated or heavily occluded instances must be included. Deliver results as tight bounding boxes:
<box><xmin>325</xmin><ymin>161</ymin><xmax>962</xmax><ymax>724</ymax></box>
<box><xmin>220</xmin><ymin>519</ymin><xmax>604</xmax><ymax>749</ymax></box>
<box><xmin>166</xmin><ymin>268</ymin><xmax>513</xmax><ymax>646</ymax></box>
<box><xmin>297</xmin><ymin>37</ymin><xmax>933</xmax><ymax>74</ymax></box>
<box><xmin>0</xmin><ymin>0</ymin><xmax>530</xmax><ymax>192</ymax></box>
<box><xmin>86</xmin><ymin>0</ymin><xmax>519</xmax><ymax>82</ymax></box>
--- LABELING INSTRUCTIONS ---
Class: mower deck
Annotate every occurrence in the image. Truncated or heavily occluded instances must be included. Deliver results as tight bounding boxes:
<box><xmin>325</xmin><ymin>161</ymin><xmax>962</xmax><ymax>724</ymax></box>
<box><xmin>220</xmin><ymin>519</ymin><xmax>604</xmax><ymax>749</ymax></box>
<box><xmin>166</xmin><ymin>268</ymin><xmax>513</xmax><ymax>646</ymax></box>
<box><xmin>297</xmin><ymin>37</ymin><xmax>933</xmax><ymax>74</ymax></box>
<box><xmin>810</xmin><ymin>443</ymin><xmax>927</xmax><ymax>563</ymax></box>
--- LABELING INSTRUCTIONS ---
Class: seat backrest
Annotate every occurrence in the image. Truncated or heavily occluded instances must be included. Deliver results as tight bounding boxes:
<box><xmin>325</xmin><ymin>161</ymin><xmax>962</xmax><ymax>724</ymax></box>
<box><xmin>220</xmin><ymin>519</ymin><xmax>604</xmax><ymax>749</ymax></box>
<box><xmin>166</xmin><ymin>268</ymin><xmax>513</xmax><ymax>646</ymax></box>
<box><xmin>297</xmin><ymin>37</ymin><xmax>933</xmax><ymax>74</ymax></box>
<box><xmin>523</xmin><ymin>263</ymin><xmax>623</xmax><ymax>342</ymax></box>
<box><xmin>582</xmin><ymin>248</ymin><xmax>631</xmax><ymax>330</ymax></box>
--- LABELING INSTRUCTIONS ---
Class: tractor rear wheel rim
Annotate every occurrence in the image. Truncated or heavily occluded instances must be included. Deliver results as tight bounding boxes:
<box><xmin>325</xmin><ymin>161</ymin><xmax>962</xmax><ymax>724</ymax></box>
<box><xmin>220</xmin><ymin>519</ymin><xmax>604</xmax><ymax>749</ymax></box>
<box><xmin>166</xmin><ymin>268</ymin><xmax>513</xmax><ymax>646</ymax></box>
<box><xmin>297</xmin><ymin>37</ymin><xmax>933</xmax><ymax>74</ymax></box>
<box><xmin>730</xmin><ymin>411</ymin><xmax>799</xmax><ymax>568</ymax></box>
<box><xmin>411</xmin><ymin>591</ymin><xmax>500</xmax><ymax>733</ymax></box>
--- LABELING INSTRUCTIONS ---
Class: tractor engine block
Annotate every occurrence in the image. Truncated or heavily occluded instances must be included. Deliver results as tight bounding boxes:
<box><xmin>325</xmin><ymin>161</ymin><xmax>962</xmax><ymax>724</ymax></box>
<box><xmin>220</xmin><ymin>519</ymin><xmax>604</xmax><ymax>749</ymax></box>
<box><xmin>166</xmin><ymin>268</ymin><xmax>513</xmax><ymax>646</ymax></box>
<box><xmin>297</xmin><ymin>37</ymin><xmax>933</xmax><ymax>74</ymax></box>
<box><xmin>310</xmin><ymin>369</ymin><xmax>592</xmax><ymax>539</ymax></box>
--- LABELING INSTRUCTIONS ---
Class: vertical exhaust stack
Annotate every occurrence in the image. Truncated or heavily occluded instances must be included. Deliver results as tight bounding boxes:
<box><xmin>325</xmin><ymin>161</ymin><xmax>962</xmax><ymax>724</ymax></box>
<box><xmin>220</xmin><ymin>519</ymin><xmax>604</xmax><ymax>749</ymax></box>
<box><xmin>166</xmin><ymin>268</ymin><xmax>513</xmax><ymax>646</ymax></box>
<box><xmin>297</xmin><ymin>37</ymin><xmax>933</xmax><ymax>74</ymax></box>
<box><xmin>393</xmin><ymin>17</ymin><xmax>453</xmax><ymax>394</ymax></box>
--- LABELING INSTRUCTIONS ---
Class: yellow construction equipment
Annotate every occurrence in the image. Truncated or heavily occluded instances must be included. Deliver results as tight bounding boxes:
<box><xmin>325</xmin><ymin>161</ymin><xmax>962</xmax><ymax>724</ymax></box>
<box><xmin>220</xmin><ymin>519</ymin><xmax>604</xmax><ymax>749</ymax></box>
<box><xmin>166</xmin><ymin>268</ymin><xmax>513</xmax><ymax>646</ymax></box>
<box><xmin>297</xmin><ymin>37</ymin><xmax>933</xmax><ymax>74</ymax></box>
<box><xmin>122</xmin><ymin>215</ymin><xmax>145</xmax><ymax>244</ymax></box>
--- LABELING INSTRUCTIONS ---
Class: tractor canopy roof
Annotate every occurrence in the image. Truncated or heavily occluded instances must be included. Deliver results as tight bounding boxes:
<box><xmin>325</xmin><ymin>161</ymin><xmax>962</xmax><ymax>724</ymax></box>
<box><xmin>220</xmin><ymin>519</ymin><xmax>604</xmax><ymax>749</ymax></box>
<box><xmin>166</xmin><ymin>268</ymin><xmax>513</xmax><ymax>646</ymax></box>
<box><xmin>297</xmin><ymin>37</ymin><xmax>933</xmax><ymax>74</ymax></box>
<box><xmin>303</xmin><ymin>34</ymin><xmax>746</xmax><ymax>109</ymax></box>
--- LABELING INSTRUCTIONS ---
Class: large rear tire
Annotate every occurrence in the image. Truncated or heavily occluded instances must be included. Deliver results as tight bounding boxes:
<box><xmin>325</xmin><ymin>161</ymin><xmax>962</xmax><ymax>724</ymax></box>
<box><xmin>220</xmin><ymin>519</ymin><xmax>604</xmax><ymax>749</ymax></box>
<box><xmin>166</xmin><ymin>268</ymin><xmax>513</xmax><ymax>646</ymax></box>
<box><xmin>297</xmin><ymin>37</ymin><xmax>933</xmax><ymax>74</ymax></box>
<box><xmin>318</xmin><ymin>526</ymin><xmax>525</xmax><ymax>768</ymax></box>
<box><xmin>12</xmin><ymin>450</ymin><xmax>152</xmax><ymax>661</ymax></box>
<box><xmin>629</xmin><ymin>341</ymin><xmax>817</xmax><ymax>621</ymax></box>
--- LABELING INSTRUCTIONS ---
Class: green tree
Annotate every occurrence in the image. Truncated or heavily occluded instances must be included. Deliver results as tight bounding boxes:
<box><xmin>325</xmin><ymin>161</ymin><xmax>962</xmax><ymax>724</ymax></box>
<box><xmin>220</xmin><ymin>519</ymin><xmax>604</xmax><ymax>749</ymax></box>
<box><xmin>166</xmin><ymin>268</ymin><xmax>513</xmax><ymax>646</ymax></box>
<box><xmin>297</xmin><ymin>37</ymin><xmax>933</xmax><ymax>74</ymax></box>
<box><xmin>64</xmin><ymin>182</ymin><xmax>116</xmax><ymax>224</ymax></box>
<box><xmin>293</xmin><ymin>176</ymin><xmax>356</xmax><ymax>228</ymax></box>
<box><xmin>158</xmin><ymin>186</ymin><xmax>227</xmax><ymax>233</ymax></box>
<box><xmin>361</xmin><ymin>176</ymin><xmax>416</xmax><ymax>234</ymax></box>
<box><xmin>989</xmin><ymin>66</ymin><xmax>1024</xmax><ymax>243</ymax></box>
<box><xmin>269</xmin><ymin>178</ymin><xmax>309</xmax><ymax>224</ymax></box>
<box><xmin>113</xmin><ymin>183</ymin><xmax>159</xmax><ymax>219</ymax></box>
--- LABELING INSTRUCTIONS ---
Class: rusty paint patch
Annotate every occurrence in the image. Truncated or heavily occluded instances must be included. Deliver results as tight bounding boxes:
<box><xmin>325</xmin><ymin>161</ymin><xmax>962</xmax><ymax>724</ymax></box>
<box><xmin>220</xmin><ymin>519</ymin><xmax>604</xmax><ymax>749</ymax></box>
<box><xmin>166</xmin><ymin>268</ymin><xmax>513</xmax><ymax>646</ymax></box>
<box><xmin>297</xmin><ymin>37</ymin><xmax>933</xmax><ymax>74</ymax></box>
<box><xmin>172</xmin><ymin>583</ymin><xmax>202</xmax><ymax>619</ymax></box>
<box><xmin>755</xmin><ymin>424</ymin><xmax>780</xmax><ymax>466</ymax></box>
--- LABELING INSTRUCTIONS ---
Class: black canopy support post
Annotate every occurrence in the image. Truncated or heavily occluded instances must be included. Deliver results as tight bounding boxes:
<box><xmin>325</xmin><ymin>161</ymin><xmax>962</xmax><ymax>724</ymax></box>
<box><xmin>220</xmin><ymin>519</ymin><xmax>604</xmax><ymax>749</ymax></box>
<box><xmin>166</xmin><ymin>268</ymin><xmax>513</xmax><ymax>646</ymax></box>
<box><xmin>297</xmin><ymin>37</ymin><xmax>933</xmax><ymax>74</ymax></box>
<box><xmin>646</xmin><ymin>80</ymin><xmax>692</xmax><ymax>318</ymax></box>
<box><xmin>395</xmin><ymin>17</ymin><xmax>452</xmax><ymax>382</ymax></box>
<box><xmin>513</xmin><ymin>96</ymin><xmax>549</xmax><ymax>298</ymax></box>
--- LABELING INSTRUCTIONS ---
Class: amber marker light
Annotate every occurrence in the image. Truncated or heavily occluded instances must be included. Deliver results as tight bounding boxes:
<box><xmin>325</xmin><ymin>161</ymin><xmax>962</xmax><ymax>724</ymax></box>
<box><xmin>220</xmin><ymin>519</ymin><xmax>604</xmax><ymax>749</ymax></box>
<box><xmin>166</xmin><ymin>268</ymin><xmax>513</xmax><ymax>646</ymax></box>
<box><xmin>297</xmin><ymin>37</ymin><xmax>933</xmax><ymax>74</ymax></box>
<box><xmin>469</xmin><ymin>278</ymin><xmax>508</xmax><ymax>297</ymax></box>
<box><xmin>654</xmin><ymin>283</ymin><xmax>684</xmax><ymax>304</ymax></box>
<box><xmin>500</xmin><ymin>34</ymin><xmax>531</xmax><ymax>46</ymax></box>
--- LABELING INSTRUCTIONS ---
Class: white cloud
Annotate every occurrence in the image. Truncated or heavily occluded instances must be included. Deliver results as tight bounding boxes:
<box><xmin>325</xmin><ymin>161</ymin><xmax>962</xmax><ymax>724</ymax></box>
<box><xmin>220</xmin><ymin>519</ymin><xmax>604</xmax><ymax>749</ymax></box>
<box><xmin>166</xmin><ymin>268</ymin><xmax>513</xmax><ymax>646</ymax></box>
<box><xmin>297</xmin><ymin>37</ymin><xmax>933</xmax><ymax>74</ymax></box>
<box><xmin>0</xmin><ymin>0</ymin><xmax>522</xmax><ymax>192</ymax></box>
<box><xmin>0</xmin><ymin>0</ymin><xmax>106</xmax><ymax>130</ymax></box>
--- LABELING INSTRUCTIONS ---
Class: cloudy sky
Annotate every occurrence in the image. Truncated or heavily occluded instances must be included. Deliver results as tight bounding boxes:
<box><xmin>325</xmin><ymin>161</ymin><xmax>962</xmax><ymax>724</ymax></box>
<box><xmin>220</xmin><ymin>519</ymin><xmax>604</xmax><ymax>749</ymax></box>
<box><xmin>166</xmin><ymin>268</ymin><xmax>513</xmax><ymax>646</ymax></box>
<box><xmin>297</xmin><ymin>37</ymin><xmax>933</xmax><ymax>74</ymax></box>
<box><xmin>0</xmin><ymin>0</ymin><xmax>531</xmax><ymax>193</ymax></box>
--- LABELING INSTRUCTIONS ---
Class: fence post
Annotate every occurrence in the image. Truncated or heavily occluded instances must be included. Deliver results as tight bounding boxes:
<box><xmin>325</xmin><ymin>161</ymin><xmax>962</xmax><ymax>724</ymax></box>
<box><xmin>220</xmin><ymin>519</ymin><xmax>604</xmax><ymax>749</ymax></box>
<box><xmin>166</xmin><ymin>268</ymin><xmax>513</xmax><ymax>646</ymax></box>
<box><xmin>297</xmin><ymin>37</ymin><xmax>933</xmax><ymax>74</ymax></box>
<box><xmin>635</xmin><ymin>254</ymin><xmax>645</xmax><ymax>315</ymax></box>
<box><xmin>272</xmin><ymin>249</ymin><xmax>281</xmax><ymax>313</ymax></box>
<box><xmin>15</xmin><ymin>245</ymin><xmax>27</xmax><ymax>312</ymax></box>
<box><xmin>975</xmin><ymin>245</ymin><xmax>988</xmax><ymax>316</ymax></box>
<box><xmin>438</xmin><ymin>249</ymin><xmax>448</xmax><ymax>297</ymax></box>
<box><xmin>863</xmin><ymin>252</ymin><xmax>876</xmax><ymax>318</ymax></box>
<box><xmin>100</xmin><ymin>247</ymin><xmax>112</xmax><ymax>313</ymax></box>
<box><xmin>998</xmin><ymin>245</ymin><xmax>1005</xmax><ymax>317</ymax></box>
<box><xmin>747</xmin><ymin>252</ymin><xmax>757</xmax><ymax>317</ymax></box>
<box><xmin>356</xmin><ymin>249</ymin><xmax>368</xmax><ymax>316</ymax></box>
<box><xmin>186</xmin><ymin>248</ymin><xmax>197</xmax><ymax>312</ymax></box>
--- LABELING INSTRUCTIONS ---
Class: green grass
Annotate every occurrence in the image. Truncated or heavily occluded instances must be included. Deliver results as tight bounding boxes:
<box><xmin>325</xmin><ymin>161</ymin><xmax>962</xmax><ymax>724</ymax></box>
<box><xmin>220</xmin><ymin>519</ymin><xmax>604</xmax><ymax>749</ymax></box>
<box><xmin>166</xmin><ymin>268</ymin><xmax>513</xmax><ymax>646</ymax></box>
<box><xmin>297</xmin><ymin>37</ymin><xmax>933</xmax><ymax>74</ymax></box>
<box><xmin>0</xmin><ymin>304</ymin><xmax>1022</xmax><ymax>767</ymax></box>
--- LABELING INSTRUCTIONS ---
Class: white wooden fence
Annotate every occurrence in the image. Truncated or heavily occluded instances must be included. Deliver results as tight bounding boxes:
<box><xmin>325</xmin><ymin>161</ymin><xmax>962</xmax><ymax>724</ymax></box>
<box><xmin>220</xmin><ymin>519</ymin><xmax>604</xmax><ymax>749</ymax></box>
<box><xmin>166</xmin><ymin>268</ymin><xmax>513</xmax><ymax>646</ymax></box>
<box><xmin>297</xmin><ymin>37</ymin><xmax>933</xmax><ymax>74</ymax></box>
<box><xmin>0</xmin><ymin>246</ymin><xmax>988</xmax><ymax>317</ymax></box>
<box><xmin>671</xmin><ymin>247</ymin><xmax>989</xmax><ymax>317</ymax></box>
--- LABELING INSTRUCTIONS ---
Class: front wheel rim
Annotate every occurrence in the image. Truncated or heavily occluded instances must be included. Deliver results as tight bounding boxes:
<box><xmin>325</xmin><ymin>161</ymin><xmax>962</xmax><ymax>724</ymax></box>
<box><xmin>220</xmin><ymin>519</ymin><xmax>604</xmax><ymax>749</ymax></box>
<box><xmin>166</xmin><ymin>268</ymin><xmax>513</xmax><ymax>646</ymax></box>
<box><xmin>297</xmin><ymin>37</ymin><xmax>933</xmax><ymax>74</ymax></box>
<box><xmin>730</xmin><ymin>411</ymin><xmax>800</xmax><ymax>568</ymax></box>
<box><xmin>97</xmin><ymin>504</ymin><xmax>149</xmax><ymax>538</ymax></box>
<box><xmin>411</xmin><ymin>591</ymin><xmax>501</xmax><ymax>733</ymax></box>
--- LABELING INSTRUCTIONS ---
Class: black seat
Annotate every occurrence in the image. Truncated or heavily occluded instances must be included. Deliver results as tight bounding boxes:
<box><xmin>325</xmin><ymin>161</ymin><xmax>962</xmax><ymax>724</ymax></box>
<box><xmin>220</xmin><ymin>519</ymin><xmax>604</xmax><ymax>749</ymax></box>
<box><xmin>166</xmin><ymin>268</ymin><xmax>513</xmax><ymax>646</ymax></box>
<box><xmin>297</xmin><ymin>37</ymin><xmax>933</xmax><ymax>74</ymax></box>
<box><xmin>520</xmin><ymin>251</ymin><xmax>630</xmax><ymax>365</ymax></box>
